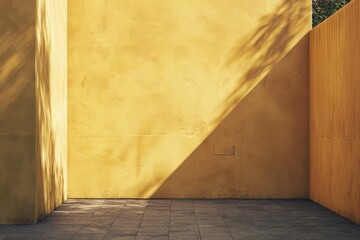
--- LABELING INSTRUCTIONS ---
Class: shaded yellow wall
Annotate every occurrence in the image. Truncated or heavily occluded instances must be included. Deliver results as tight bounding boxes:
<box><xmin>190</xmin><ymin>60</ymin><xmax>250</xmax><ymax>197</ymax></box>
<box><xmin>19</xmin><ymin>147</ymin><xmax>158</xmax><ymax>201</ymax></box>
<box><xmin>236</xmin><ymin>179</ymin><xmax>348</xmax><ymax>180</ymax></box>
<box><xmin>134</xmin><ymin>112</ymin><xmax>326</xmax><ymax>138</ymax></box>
<box><xmin>0</xmin><ymin>0</ymin><xmax>67</xmax><ymax>224</ymax></box>
<box><xmin>35</xmin><ymin>0</ymin><xmax>67</xmax><ymax>220</ymax></box>
<box><xmin>68</xmin><ymin>0</ymin><xmax>311</xmax><ymax>198</ymax></box>
<box><xmin>0</xmin><ymin>0</ymin><xmax>36</xmax><ymax>224</ymax></box>
<box><xmin>310</xmin><ymin>0</ymin><xmax>360</xmax><ymax>224</ymax></box>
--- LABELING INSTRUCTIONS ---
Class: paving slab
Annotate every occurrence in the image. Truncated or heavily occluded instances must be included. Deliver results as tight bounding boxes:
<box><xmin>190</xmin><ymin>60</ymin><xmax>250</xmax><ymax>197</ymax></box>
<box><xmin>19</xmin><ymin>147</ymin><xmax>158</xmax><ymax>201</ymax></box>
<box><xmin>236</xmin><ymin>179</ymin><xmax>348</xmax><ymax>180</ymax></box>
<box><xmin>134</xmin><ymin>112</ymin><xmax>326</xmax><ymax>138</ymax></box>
<box><xmin>0</xmin><ymin>199</ymin><xmax>360</xmax><ymax>240</ymax></box>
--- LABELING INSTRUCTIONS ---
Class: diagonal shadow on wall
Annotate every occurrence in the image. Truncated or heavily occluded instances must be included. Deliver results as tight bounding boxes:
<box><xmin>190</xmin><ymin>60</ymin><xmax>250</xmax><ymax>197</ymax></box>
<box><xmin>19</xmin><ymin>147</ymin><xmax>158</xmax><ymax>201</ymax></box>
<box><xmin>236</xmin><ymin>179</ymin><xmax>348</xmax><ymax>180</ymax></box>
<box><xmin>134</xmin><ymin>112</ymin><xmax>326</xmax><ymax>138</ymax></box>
<box><xmin>67</xmin><ymin>0</ymin><xmax>311</xmax><ymax>198</ymax></box>
<box><xmin>214</xmin><ymin>0</ymin><xmax>310</xmax><ymax>122</ymax></box>
<box><xmin>142</xmin><ymin>0</ymin><xmax>311</xmax><ymax>198</ymax></box>
<box><xmin>150</xmin><ymin>35</ymin><xmax>309</xmax><ymax>198</ymax></box>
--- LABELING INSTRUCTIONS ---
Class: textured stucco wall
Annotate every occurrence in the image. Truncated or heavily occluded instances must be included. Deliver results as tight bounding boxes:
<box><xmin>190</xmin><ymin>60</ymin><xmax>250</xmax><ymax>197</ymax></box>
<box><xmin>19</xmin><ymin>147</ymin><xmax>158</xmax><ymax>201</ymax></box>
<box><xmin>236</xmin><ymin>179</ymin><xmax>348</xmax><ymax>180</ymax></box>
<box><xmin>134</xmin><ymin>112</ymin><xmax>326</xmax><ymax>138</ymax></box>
<box><xmin>310</xmin><ymin>0</ymin><xmax>360</xmax><ymax>224</ymax></box>
<box><xmin>0</xmin><ymin>0</ymin><xmax>37</xmax><ymax>224</ymax></box>
<box><xmin>68</xmin><ymin>0</ymin><xmax>311</xmax><ymax>198</ymax></box>
<box><xmin>0</xmin><ymin>0</ymin><xmax>67</xmax><ymax>224</ymax></box>
<box><xmin>153</xmin><ymin>36</ymin><xmax>310</xmax><ymax>198</ymax></box>
<box><xmin>35</xmin><ymin>0</ymin><xmax>67</xmax><ymax>220</ymax></box>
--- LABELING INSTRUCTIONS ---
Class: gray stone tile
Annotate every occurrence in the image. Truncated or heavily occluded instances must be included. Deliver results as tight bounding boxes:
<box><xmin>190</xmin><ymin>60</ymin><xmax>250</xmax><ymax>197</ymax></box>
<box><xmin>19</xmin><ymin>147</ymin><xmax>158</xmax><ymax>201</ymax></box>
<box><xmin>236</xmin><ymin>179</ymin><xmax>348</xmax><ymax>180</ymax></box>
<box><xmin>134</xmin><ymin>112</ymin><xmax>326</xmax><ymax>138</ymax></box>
<box><xmin>169</xmin><ymin>236</ymin><xmax>200</xmax><ymax>240</ymax></box>
<box><xmin>135</xmin><ymin>236</ymin><xmax>168</xmax><ymax>240</ymax></box>
<box><xmin>0</xmin><ymin>226</ymin><xmax>22</xmax><ymax>233</ymax></box>
<box><xmin>71</xmin><ymin>233</ymin><xmax>106</xmax><ymax>240</ymax></box>
<box><xmin>225</xmin><ymin>219</ymin><xmax>253</xmax><ymax>227</ymax></box>
<box><xmin>0</xmin><ymin>230</ymin><xmax>45</xmax><ymax>238</ymax></box>
<box><xmin>232</xmin><ymin>234</ymin><xmax>266</xmax><ymax>240</ymax></box>
<box><xmin>200</xmin><ymin>235</ymin><xmax>233</xmax><ymax>240</ymax></box>
<box><xmin>170</xmin><ymin>217</ymin><xmax>196</xmax><ymax>221</ymax></box>
<box><xmin>259</xmin><ymin>227</ymin><xmax>292</xmax><ymax>235</ymax></box>
<box><xmin>51</xmin><ymin>224</ymin><xmax>82</xmax><ymax>233</ymax></box>
<box><xmin>137</xmin><ymin>227</ymin><xmax>169</xmax><ymax>236</ymax></box>
<box><xmin>112</xmin><ymin>220</ymin><xmax>141</xmax><ymax>228</ymax></box>
<box><xmin>1</xmin><ymin>199</ymin><xmax>360</xmax><ymax>240</ymax></box>
<box><xmin>263</xmin><ymin>234</ymin><xmax>297</xmax><ymax>240</ymax></box>
<box><xmin>289</xmin><ymin>229</ymin><xmax>329</xmax><ymax>239</ymax></box>
<box><xmin>198</xmin><ymin>226</ymin><xmax>230</xmax><ymax>235</ymax></box>
<box><xmin>59</xmin><ymin>216</ymin><xmax>91</xmax><ymax>225</ymax></box>
<box><xmin>3</xmin><ymin>238</ymin><xmax>37</xmax><ymax>240</ymax></box>
<box><xmin>108</xmin><ymin>227</ymin><xmax>139</xmax><ymax>236</ymax></box>
<box><xmin>140</xmin><ymin>221</ymin><xmax>169</xmax><ymax>227</ymax></box>
<box><xmin>104</xmin><ymin>236</ymin><xmax>135</xmax><ymax>240</ymax></box>
<box><xmin>170</xmin><ymin>225</ymin><xmax>198</xmax><ymax>230</ymax></box>
<box><xmin>78</xmin><ymin>226</ymin><xmax>109</xmax><ymax>234</ymax></box>
<box><xmin>41</xmin><ymin>231</ymin><xmax>74</xmax><ymax>240</ymax></box>
<box><xmin>169</xmin><ymin>229</ymin><xmax>199</xmax><ymax>237</ymax></box>
<box><xmin>86</xmin><ymin>219</ymin><xmax>115</xmax><ymax>227</ymax></box>
<box><xmin>228</xmin><ymin>226</ymin><xmax>262</xmax><ymax>234</ymax></box>
<box><xmin>196</xmin><ymin>219</ymin><xmax>226</xmax><ymax>226</ymax></box>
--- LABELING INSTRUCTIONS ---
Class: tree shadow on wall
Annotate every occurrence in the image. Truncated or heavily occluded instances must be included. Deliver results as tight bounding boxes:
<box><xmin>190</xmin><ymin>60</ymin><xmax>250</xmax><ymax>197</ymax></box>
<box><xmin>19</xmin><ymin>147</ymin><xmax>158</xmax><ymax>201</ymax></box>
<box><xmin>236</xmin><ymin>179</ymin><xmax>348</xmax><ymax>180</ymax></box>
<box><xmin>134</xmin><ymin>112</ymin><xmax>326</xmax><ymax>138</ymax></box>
<box><xmin>214</xmin><ymin>0</ymin><xmax>310</xmax><ymax>123</ymax></box>
<box><xmin>0</xmin><ymin>0</ymin><xmax>35</xmax><ymax>116</ymax></box>
<box><xmin>35</xmin><ymin>0</ymin><xmax>65</xmax><ymax>221</ymax></box>
<box><xmin>151</xmin><ymin>35</ymin><xmax>310</xmax><ymax>198</ymax></box>
<box><xmin>146</xmin><ymin>0</ymin><xmax>311</xmax><ymax>198</ymax></box>
<box><xmin>68</xmin><ymin>0</ymin><xmax>310</xmax><ymax>199</ymax></box>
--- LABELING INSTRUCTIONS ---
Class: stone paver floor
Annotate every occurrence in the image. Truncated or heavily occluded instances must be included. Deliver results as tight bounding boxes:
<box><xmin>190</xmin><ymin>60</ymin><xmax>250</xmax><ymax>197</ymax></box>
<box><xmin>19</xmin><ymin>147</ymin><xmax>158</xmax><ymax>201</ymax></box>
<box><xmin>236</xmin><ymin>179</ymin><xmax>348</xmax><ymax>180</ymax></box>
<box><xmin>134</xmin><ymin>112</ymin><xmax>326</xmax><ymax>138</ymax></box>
<box><xmin>1</xmin><ymin>199</ymin><xmax>360</xmax><ymax>240</ymax></box>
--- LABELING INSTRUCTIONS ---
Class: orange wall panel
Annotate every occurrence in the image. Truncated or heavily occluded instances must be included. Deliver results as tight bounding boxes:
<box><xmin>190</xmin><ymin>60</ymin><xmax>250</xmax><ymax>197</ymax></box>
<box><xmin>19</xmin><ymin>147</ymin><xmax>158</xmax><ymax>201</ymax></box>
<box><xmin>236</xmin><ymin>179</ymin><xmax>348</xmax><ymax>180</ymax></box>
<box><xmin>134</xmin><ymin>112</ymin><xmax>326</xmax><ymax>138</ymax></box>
<box><xmin>310</xmin><ymin>0</ymin><xmax>360</xmax><ymax>224</ymax></box>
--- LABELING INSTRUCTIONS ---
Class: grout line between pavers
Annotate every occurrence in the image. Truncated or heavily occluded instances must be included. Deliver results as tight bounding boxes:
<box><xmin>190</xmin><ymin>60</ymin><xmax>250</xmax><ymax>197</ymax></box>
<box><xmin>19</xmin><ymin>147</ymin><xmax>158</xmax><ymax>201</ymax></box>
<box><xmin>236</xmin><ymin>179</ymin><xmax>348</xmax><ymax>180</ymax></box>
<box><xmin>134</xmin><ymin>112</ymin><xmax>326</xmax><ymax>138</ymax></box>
<box><xmin>103</xmin><ymin>199</ymin><xmax>127</xmax><ymax>240</ymax></box>
<box><xmin>168</xmin><ymin>199</ymin><xmax>172</xmax><ymax>240</ymax></box>
<box><xmin>193</xmin><ymin>199</ymin><xmax>203</xmax><ymax>240</ymax></box>
<box><xmin>136</xmin><ymin>199</ymin><xmax>150</xmax><ymax>239</ymax></box>
<box><xmin>212</xmin><ymin>199</ymin><xmax>234</xmax><ymax>240</ymax></box>
<box><xmin>68</xmin><ymin>201</ymin><xmax>88</xmax><ymax>240</ymax></box>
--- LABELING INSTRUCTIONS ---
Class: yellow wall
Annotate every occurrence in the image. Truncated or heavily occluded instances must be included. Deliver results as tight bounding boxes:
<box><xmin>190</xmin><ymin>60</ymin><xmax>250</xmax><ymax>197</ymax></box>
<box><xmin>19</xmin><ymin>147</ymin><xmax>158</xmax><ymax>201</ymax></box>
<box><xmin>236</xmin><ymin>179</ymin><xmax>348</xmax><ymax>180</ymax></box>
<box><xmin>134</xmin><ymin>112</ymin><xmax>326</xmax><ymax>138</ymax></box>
<box><xmin>310</xmin><ymin>0</ymin><xmax>360</xmax><ymax>224</ymax></box>
<box><xmin>68</xmin><ymin>0</ymin><xmax>311</xmax><ymax>198</ymax></box>
<box><xmin>0</xmin><ymin>0</ymin><xmax>66</xmax><ymax>224</ymax></box>
<box><xmin>0</xmin><ymin>0</ymin><xmax>36</xmax><ymax>224</ymax></box>
<box><xmin>35</xmin><ymin>0</ymin><xmax>67</xmax><ymax>220</ymax></box>
<box><xmin>153</xmin><ymin>36</ymin><xmax>310</xmax><ymax>198</ymax></box>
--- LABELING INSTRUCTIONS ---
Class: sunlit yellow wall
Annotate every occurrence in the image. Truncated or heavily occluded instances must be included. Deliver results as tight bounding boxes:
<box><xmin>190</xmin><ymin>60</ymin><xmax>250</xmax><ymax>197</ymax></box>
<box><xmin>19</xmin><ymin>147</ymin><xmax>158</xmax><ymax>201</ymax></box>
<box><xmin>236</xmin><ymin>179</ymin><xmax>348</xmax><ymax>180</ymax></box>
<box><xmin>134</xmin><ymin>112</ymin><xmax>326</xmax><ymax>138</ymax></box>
<box><xmin>0</xmin><ymin>0</ymin><xmax>36</xmax><ymax>224</ymax></box>
<box><xmin>68</xmin><ymin>0</ymin><xmax>311</xmax><ymax>198</ymax></box>
<box><xmin>310</xmin><ymin>0</ymin><xmax>360</xmax><ymax>224</ymax></box>
<box><xmin>35</xmin><ymin>0</ymin><xmax>67</xmax><ymax>220</ymax></box>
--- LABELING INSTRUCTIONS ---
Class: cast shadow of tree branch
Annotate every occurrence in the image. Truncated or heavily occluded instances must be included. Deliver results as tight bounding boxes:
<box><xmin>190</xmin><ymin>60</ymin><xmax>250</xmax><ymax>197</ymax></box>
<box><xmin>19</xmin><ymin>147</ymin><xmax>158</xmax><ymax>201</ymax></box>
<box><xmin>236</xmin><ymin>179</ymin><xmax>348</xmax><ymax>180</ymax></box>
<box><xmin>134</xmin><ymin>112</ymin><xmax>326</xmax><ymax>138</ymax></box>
<box><xmin>217</xmin><ymin>0</ymin><xmax>310</xmax><ymax>122</ymax></box>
